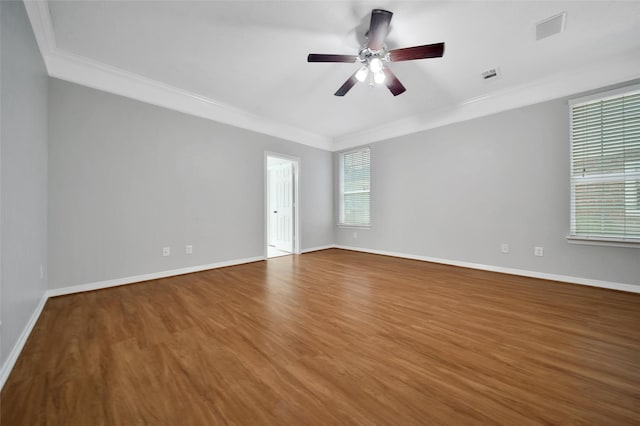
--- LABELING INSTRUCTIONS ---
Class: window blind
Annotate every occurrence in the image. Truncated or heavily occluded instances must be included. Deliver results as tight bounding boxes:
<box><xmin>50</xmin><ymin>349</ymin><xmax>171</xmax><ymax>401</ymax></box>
<box><xmin>340</xmin><ymin>148</ymin><xmax>371</xmax><ymax>226</ymax></box>
<box><xmin>570</xmin><ymin>86</ymin><xmax>640</xmax><ymax>241</ymax></box>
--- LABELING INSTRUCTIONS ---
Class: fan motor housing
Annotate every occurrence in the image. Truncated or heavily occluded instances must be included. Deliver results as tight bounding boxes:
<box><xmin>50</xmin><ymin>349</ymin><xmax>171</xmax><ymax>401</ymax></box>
<box><xmin>358</xmin><ymin>47</ymin><xmax>388</xmax><ymax>64</ymax></box>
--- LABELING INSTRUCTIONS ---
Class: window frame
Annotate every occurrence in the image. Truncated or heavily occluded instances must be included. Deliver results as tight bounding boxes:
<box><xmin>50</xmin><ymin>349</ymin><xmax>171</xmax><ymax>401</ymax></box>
<box><xmin>567</xmin><ymin>84</ymin><xmax>640</xmax><ymax>248</ymax></box>
<box><xmin>338</xmin><ymin>147</ymin><xmax>371</xmax><ymax>228</ymax></box>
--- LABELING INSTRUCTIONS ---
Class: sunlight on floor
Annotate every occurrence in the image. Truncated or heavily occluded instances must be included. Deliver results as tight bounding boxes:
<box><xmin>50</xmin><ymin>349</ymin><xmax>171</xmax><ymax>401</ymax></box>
<box><xmin>268</xmin><ymin>246</ymin><xmax>291</xmax><ymax>258</ymax></box>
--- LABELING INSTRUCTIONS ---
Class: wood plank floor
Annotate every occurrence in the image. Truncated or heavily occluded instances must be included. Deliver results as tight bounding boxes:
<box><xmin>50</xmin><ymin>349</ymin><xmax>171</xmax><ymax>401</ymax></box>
<box><xmin>2</xmin><ymin>249</ymin><xmax>640</xmax><ymax>425</ymax></box>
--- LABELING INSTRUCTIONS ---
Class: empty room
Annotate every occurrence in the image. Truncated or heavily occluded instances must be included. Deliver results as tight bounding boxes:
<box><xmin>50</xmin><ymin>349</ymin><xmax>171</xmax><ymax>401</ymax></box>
<box><xmin>2</xmin><ymin>0</ymin><xmax>640</xmax><ymax>424</ymax></box>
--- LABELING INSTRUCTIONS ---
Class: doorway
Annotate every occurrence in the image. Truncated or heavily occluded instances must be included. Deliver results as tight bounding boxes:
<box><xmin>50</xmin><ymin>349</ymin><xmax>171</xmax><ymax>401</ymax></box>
<box><xmin>265</xmin><ymin>153</ymin><xmax>300</xmax><ymax>258</ymax></box>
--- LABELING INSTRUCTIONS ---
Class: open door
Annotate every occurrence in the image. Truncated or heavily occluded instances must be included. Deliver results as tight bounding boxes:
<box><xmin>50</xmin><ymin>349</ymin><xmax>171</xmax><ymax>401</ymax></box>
<box><xmin>266</xmin><ymin>154</ymin><xmax>299</xmax><ymax>258</ymax></box>
<box><xmin>270</xmin><ymin>161</ymin><xmax>293</xmax><ymax>252</ymax></box>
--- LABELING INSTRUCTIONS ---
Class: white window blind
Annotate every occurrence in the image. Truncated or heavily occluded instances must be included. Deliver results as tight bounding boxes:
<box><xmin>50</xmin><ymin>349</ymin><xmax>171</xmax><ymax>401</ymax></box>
<box><xmin>340</xmin><ymin>147</ymin><xmax>371</xmax><ymax>226</ymax></box>
<box><xmin>570</xmin><ymin>85</ymin><xmax>640</xmax><ymax>242</ymax></box>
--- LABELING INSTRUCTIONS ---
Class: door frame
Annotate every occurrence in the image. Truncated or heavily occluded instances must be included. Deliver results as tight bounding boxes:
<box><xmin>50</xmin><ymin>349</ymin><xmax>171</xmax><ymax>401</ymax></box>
<box><xmin>264</xmin><ymin>152</ymin><xmax>300</xmax><ymax>257</ymax></box>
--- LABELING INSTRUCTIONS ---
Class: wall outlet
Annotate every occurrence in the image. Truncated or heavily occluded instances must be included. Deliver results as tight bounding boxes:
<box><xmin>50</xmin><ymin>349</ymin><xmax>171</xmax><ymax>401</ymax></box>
<box><xmin>163</xmin><ymin>247</ymin><xmax>170</xmax><ymax>257</ymax></box>
<box><xmin>353</xmin><ymin>232</ymin><xmax>358</xmax><ymax>239</ymax></box>
<box><xmin>501</xmin><ymin>243</ymin><xmax>509</xmax><ymax>254</ymax></box>
<box><xmin>186</xmin><ymin>245</ymin><xmax>193</xmax><ymax>254</ymax></box>
<box><xmin>40</xmin><ymin>264</ymin><xmax>44</xmax><ymax>279</ymax></box>
<box><xmin>534</xmin><ymin>246</ymin><xmax>544</xmax><ymax>257</ymax></box>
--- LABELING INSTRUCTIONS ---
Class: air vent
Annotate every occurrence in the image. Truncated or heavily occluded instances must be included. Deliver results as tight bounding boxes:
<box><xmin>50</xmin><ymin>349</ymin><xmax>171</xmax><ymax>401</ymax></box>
<box><xmin>481</xmin><ymin>67</ymin><xmax>501</xmax><ymax>81</ymax></box>
<box><xmin>536</xmin><ymin>12</ymin><xmax>567</xmax><ymax>41</ymax></box>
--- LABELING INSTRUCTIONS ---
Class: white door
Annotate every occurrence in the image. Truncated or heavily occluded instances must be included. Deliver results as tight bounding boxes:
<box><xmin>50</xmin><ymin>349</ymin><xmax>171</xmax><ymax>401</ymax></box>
<box><xmin>269</xmin><ymin>162</ymin><xmax>294</xmax><ymax>252</ymax></box>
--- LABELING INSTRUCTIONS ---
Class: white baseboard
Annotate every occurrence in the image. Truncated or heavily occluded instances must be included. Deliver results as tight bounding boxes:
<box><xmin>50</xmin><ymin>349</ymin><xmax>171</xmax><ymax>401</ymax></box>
<box><xmin>47</xmin><ymin>256</ymin><xmax>265</xmax><ymax>298</ymax></box>
<box><xmin>301</xmin><ymin>245</ymin><xmax>335</xmax><ymax>254</ymax></box>
<box><xmin>2</xmin><ymin>246</ymin><xmax>635</xmax><ymax>392</ymax></box>
<box><xmin>0</xmin><ymin>293</ymin><xmax>48</xmax><ymax>391</ymax></box>
<box><xmin>334</xmin><ymin>245</ymin><xmax>640</xmax><ymax>294</ymax></box>
<box><xmin>0</xmin><ymin>255</ymin><xmax>265</xmax><ymax>392</ymax></box>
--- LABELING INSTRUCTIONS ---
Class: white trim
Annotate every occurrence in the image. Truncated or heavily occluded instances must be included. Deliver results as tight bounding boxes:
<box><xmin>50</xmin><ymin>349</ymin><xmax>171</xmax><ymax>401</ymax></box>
<box><xmin>338</xmin><ymin>147</ymin><xmax>372</xmax><ymax>226</ymax></box>
<box><xmin>0</xmin><ymin>0</ymin><xmax>52</xmax><ymax>394</ymax></box>
<box><xmin>46</xmin><ymin>256</ymin><xmax>264</xmax><ymax>298</ymax></box>
<box><xmin>46</xmin><ymin>51</ymin><xmax>332</xmax><ymax>150</ymax></box>
<box><xmin>1</xmin><ymin>247</ymin><xmax>637</xmax><ymax>392</ymax></box>
<box><xmin>22</xmin><ymin>2</ymin><xmax>332</xmax><ymax>151</ymax></box>
<box><xmin>333</xmin><ymin>53</ymin><xmax>640</xmax><ymax>151</ymax></box>
<box><xmin>0</xmin><ymin>256</ymin><xmax>262</xmax><ymax>390</ymax></box>
<box><xmin>264</xmin><ymin>152</ymin><xmax>301</xmax><ymax>258</ymax></box>
<box><xmin>300</xmin><ymin>245</ymin><xmax>335</xmax><ymax>254</ymax></box>
<box><xmin>22</xmin><ymin>0</ymin><xmax>56</xmax><ymax>69</ymax></box>
<box><xmin>569</xmin><ymin>83</ymin><xmax>640</xmax><ymax>106</ymax></box>
<box><xmin>566</xmin><ymin>236</ymin><xmax>640</xmax><ymax>249</ymax></box>
<box><xmin>334</xmin><ymin>245</ymin><xmax>640</xmax><ymax>294</ymax></box>
<box><xmin>568</xmin><ymin>84</ymin><xmax>640</xmax><ymax>241</ymax></box>
<box><xmin>0</xmin><ymin>294</ymin><xmax>48</xmax><ymax>391</ymax></box>
<box><xmin>24</xmin><ymin>0</ymin><xmax>640</xmax><ymax>152</ymax></box>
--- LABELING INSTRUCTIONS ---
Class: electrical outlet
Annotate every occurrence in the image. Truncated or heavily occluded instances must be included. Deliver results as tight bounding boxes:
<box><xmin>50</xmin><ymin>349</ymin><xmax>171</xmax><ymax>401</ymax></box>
<box><xmin>353</xmin><ymin>231</ymin><xmax>358</xmax><ymax>239</ymax></box>
<box><xmin>40</xmin><ymin>264</ymin><xmax>44</xmax><ymax>279</ymax></box>
<box><xmin>186</xmin><ymin>245</ymin><xmax>193</xmax><ymax>254</ymax></box>
<box><xmin>501</xmin><ymin>243</ymin><xmax>509</xmax><ymax>254</ymax></box>
<box><xmin>163</xmin><ymin>247</ymin><xmax>170</xmax><ymax>257</ymax></box>
<box><xmin>534</xmin><ymin>246</ymin><xmax>544</xmax><ymax>257</ymax></box>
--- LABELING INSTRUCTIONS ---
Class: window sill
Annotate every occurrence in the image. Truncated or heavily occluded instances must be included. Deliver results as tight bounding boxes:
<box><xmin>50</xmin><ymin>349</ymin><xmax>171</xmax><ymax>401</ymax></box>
<box><xmin>337</xmin><ymin>224</ymin><xmax>371</xmax><ymax>229</ymax></box>
<box><xmin>566</xmin><ymin>236</ymin><xmax>640</xmax><ymax>248</ymax></box>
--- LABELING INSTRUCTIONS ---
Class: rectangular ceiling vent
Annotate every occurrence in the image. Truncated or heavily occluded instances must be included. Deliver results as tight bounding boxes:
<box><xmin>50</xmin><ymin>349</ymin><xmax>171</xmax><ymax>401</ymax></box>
<box><xmin>536</xmin><ymin>12</ymin><xmax>567</xmax><ymax>41</ymax></box>
<box><xmin>481</xmin><ymin>67</ymin><xmax>501</xmax><ymax>82</ymax></box>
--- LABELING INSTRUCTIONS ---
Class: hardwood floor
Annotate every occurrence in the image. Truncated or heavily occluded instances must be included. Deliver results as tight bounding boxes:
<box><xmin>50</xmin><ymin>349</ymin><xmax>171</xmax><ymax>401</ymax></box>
<box><xmin>2</xmin><ymin>249</ymin><xmax>640</xmax><ymax>425</ymax></box>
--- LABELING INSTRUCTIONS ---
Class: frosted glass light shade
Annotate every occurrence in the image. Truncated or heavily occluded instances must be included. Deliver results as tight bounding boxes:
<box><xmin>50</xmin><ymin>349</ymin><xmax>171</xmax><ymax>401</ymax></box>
<box><xmin>355</xmin><ymin>67</ymin><xmax>369</xmax><ymax>82</ymax></box>
<box><xmin>369</xmin><ymin>58</ymin><xmax>383</xmax><ymax>73</ymax></box>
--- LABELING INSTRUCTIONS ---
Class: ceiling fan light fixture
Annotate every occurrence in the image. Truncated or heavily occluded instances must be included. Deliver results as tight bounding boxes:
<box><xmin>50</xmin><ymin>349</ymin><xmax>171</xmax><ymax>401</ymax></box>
<box><xmin>355</xmin><ymin>66</ymin><xmax>369</xmax><ymax>82</ymax></box>
<box><xmin>306</xmin><ymin>8</ymin><xmax>445</xmax><ymax>96</ymax></box>
<box><xmin>369</xmin><ymin>57</ymin><xmax>383</xmax><ymax>73</ymax></box>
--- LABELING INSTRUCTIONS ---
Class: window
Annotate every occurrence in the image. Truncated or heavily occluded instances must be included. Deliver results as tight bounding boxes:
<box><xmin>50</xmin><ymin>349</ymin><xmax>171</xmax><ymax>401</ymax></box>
<box><xmin>339</xmin><ymin>147</ymin><xmax>371</xmax><ymax>226</ymax></box>
<box><xmin>569</xmin><ymin>85</ymin><xmax>640</xmax><ymax>243</ymax></box>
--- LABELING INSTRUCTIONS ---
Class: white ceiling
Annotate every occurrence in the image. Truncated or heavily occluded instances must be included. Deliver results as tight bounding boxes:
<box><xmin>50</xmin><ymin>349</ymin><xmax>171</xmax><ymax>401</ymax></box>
<box><xmin>27</xmin><ymin>1</ymin><xmax>640</xmax><ymax>150</ymax></box>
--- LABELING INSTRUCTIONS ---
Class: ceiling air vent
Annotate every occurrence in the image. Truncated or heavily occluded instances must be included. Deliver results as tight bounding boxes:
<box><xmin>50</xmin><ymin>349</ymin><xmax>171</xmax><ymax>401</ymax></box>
<box><xmin>536</xmin><ymin>12</ymin><xmax>567</xmax><ymax>41</ymax></box>
<box><xmin>481</xmin><ymin>67</ymin><xmax>501</xmax><ymax>81</ymax></box>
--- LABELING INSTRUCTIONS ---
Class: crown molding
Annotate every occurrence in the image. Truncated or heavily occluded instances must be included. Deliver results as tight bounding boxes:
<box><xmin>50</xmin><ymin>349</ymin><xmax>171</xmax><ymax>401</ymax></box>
<box><xmin>333</xmin><ymin>51</ymin><xmax>640</xmax><ymax>150</ymax></box>
<box><xmin>23</xmin><ymin>1</ymin><xmax>332</xmax><ymax>151</ymax></box>
<box><xmin>45</xmin><ymin>51</ymin><xmax>333</xmax><ymax>150</ymax></box>
<box><xmin>24</xmin><ymin>1</ymin><xmax>640</xmax><ymax>153</ymax></box>
<box><xmin>23</xmin><ymin>0</ymin><xmax>56</xmax><ymax>65</ymax></box>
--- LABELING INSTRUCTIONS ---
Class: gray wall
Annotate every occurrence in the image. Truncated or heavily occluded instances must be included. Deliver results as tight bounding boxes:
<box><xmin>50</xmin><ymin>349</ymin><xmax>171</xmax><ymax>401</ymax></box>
<box><xmin>48</xmin><ymin>79</ymin><xmax>333</xmax><ymax>289</ymax></box>
<box><xmin>1</xmin><ymin>0</ymin><xmax>49</xmax><ymax>366</ymax></box>
<box><xmin>335</xmin><ymin>98</ymin><xmax>640</xmax><ymax>287</ymax></box>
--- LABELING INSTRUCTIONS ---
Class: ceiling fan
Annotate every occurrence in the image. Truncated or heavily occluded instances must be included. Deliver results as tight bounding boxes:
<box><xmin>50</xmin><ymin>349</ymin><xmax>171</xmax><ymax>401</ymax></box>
<box><xmin>307</xmin><ymin>9</ymin><xmax>445</xmax><ymax>97</ymax></box>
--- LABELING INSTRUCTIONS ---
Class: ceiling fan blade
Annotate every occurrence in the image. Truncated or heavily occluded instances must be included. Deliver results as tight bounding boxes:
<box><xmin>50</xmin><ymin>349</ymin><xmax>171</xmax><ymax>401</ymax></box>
<box><xmin>308</xmin><ymin>54</ymin><xmax>358</xmax><ymax>63</ymax></box>
<box><xmin>367</xmin><ymin>9</ymin><xmax>393</xmax><ymax>51</ymax></box>
<box><xmin>388</xmin><ymin>42</ymin><xmax>445</xmax><ymax>62</ymax></box>
<box><xmin>383</xmin><ymin>67</ymin><xmax>406</xmax><ymax>96</ymax></box>
<box><xmin>334</xmin><ymin>71</ymin><xmax>359</xmax><ymax>97</ymax></box>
